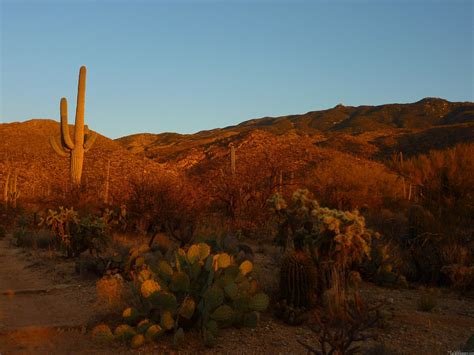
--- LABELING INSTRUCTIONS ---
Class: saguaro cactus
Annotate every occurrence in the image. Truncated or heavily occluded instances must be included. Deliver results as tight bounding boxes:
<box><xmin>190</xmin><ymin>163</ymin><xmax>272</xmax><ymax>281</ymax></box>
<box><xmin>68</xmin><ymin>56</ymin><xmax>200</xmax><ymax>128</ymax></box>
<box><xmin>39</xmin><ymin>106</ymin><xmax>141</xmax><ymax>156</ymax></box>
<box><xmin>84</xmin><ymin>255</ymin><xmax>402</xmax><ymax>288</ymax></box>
<box><xmin>229</xmin><ymin>143</ymin><xmax>236</xmax><ymax>176</ymax></box>
<box><xmin>104</xmin><ymin>159</ymin><xmax>110</xmax><ymax>204</ymax></box>
<box><xmin>50</xmin><ymin>66</ymin><xmax>97</xmax><ymax>186</ymax></box>
<box><xmin>3</xmin><ymin>169</ymin><xmax>11</xmax><ymax>206</ymax></box>
<box><xmin>3</xmin><ymin>169</ymin><xmax>20</xmax><ymax>208</ymax></box>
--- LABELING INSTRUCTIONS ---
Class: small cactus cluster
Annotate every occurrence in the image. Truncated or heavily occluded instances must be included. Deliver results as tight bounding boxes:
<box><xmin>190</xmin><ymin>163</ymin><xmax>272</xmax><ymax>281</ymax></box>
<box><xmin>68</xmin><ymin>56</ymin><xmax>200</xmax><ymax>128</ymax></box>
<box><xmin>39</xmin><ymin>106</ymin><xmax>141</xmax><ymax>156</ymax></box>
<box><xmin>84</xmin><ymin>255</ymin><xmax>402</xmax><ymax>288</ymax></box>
<box><xmin>39</xmin><ymin>207</ymin><xmax>109</xmax><ymax>257</ymax></box>
<box><xmin>94</xmin><ymin>242</ymin><xmax>269</xmax><ymax>348</ymax></box>
<box><xmin>363</xmin><ymin>242</ymin><xmax>407</xmax><ymax>288</ymax></box>
<box><xmin>275</xmin><ymin>250</ymin><xmax>317</xmax><ymax>325</ymax></box>
<box><xmin>2</xmin><ymin>169</ymin><xmax>20</xmax><ymax>209</ymax></box>
<box><xmin>269</xmin><ymin>189</ymin><xmax>377</xmax><ymax>272</ymax></box>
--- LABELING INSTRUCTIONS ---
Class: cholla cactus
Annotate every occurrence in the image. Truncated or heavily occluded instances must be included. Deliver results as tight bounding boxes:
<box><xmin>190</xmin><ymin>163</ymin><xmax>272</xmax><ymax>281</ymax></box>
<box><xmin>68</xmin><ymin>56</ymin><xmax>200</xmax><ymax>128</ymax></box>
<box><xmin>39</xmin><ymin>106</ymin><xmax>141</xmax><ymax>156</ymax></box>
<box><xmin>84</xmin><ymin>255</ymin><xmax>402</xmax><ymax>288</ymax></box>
<box><xmin>50</xmin><ymin>66</ymin><xmax>97</xmax><ymax>186</ymax></box>
<box><xmin>269</xmin><ymin>189</ymin><xmax>378</xmax><ymax>294</ymax></box>
<box><xmin>270</xmin><ymin>189</ymin><xmax>376</xmax><ymax>268</ymax></box>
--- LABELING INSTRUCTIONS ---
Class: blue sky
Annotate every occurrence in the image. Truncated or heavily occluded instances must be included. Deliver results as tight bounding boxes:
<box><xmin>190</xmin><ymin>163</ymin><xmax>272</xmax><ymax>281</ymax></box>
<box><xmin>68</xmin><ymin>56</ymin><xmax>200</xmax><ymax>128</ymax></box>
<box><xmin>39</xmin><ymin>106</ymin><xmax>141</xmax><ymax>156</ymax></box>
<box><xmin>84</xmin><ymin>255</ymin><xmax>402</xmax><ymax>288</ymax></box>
<box><xmin>1</xmin><ymin>0</ymin><xmax>472</xmax><ymax>138</ymax></box>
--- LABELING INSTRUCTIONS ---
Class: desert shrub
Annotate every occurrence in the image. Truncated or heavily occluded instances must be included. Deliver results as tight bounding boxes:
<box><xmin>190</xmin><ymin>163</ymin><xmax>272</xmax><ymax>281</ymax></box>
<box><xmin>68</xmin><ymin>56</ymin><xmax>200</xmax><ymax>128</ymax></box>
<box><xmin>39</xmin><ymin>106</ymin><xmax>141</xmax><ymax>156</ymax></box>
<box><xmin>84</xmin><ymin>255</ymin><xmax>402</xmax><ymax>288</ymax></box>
<box><xmin>96</xmin><ymin>242</ymin><xmax>269</xmax><ymax>348</ymax></box>
<box><xmin>40</xmin><ymin>207</ymin><xmax>110</xmax><ymax>257</ymax></box>
<box><xmin>13</xmin><ymin>229</ymin><xmax>55</xmax><ymax>249</ymax></box>
<box><xmin>298</xmin><ymin>269</ymin><xmax>387</xmax><ymax>355</ymax></box>
<box><xmin>202</xmin><ymin>131</ymin><xmax>308</xmax><ymax>239</ymax></box>
<box><xmin>127</xmin><ymin>173</ymin><xmax>205</xmax><ymax>246</ymax></box>
<box><xmin>307</xmin><ymin>150</ymin><xmax>400</xmax><ymax>211</ymax></box>
<box><xmin>100</xmin><ymin>205</ymin><xmax>128</xmax><ymax>232</ymax></box>
<box><xmin>440</xmin><ymin>265</ymin><xmax>474</xmax><ymax>294</ymax></box>
<box><xmin>269</xmin><ymin>189</ymin><xmax>378</xmax><ymax>292</ymax></box>
<box><xmin>361</xmin><ymin>238</ymin><xmax>407</xmax><ymax>288</ymax></box>
<box><xmin>96</xmin><ymin>274</ymin><xmax>127</xmax><ymax>313</ymax></box>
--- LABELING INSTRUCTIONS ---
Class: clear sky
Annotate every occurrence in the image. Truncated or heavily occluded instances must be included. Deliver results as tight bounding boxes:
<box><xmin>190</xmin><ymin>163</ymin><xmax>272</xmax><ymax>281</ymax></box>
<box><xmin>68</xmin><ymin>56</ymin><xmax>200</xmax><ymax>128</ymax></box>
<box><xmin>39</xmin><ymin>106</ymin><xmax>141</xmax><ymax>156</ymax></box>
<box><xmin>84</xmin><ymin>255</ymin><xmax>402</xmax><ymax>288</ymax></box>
<box><xmin>1</xmin><ymin>0</ymin><xmax>472</xmax><ymax>138</ymax></box>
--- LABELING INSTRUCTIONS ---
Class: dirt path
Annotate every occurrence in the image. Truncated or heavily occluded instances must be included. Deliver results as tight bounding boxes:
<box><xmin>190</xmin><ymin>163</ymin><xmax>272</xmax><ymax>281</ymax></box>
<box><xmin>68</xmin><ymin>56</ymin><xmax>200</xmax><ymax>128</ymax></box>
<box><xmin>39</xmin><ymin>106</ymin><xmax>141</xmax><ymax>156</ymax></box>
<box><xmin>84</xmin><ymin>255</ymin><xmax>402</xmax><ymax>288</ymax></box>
<box><xmin>0</xmin><ymin>237</ymin><xmax>108</xmax><ymax>354</ymax></box>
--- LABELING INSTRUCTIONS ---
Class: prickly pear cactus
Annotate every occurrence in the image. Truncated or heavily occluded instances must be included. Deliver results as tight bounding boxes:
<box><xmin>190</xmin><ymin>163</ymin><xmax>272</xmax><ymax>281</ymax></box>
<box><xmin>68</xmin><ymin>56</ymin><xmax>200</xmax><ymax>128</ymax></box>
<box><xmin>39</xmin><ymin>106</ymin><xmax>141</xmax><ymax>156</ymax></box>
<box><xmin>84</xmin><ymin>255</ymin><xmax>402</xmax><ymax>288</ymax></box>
<box><xmin>95</xmin><ymin>242</ymin><xmax>269</xmax><ymax>348</ymax></box>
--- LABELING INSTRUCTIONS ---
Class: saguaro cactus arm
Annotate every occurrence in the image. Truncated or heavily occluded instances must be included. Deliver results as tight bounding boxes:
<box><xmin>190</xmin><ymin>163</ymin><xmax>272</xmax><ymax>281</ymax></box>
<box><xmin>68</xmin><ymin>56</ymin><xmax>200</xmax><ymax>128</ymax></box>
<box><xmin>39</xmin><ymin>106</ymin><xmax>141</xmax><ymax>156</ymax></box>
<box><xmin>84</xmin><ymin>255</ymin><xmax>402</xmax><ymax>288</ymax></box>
<box><xmin>49</xmin><ymin>136</ymin><xmax>69</xmax><ymax>157</ymax></box>
<box><xmin>60</xmin><ymin>98</ymin><xmax>75</xmax><ymax>150</ymax></box>
<box><xmin>84</xmin><ymin>132</ymin><xmax>97</xmax><ymax>152</ymax></box>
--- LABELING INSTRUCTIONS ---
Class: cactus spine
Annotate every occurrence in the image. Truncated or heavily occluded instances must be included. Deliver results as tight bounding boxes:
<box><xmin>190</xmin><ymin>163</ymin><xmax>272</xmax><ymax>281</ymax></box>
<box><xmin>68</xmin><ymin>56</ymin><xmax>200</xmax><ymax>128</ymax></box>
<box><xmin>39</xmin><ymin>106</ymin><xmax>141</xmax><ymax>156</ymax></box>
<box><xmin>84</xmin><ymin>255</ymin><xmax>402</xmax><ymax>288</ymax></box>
<box><xmin>50</xmin><ymin>66</ymin><xmax>97</xmax><ymax>186</ymax></box>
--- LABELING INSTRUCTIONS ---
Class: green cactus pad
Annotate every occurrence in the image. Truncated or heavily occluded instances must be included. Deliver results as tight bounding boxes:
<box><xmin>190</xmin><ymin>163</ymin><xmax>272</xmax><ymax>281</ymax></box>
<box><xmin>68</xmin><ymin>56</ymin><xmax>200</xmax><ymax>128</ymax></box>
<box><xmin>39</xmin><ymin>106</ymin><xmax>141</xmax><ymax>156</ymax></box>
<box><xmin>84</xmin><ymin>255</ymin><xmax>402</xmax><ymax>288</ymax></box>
<box><xmin>171</xmin><ymin>271</ymin><xmax>190</xmax><ymax>292</ymax></box>
<box><xmin>175</xmin><ymin>248</ymin><xmax>187</xmax><ymax>270</ymax></box>
<box><xmin>122</xmin><ymin>307</ymin><xmax>140</xmax><ymax>325</ymax></box>
<box><xmin>225</xmin><ymin>265</ymin><xmax>241</xmax><ymax>279</ymax></box>
<box><xmin>186</xmin><ymin>243</ymin><xmax>211</xmax><ymax>264</ymax></box>
<box><xmin>158</xmin><ymin>260</ymin><xmax>174</xmax><ymax>280</ymax></box>
<box><xmin>160</xmin><ymin>310</ymin><xmax>175</xmax><ymax>330</ymax></box>
<box><xmin>224</xmin><ymin>282</ymin><xmax>239</xmax><ymax>300</ymax></box>
<box><xmin>204</xmin><ymin>286</ymin><xmax>224</xmax><ymax>310</ymax></box>
<box><xmin>187</xmin><ymin>244</ymin><xmax>201</xmax><ymax>264</ymax></box>
<box><xmin>92</xmin><ymin>324</ymin><xmax>114</xmax><ymax>343</ymax></box>
<box><xmin>150</xmin><ymin>291</ymin><xmax>178</xmax><ymax>311</ymax></box>
<box><xmin>190</xmin><ymin>262</ymin><xmax>202</xmax><ymax>279</ymax></box>
<box><xmin>179</xmin><ymin>297</ymin><xmax>196</xmax><ymax>320</ymax></box>
<box><xmin>249</xmin><ymin>293</ymin><xmax>269</xmax><ymax>312</ymax></box>
<box><xmin>135</xmin><ymin>256</ymin><xmax>145</xmax><ymax>268</ymax></box>
<box><xmin>136</xmin><ymin>319</ymin><xmax>152</xmax><ymax>333</ymax></box>
<box><xmin>239</xmin><ymin>260</ymin><xmax>253</xmax><ymax>276</ymax></box>
<box><xmin>114</xmin><ymin>324</ymin><xmax>136</xmax><ymax>341</ymax></box>
<box><xmin>145</xmin><ymin>324</ymin><xmax>163</xmax><ymax>341</ymax></box>
<box><xmin>204</xmin><ymin>255</ymin><xmax>214</xmax><ymax>271</ymax></box>
<box><xmin>210</xmin><ymin>305</ymin><xmax>234</xmax><ymax>322</ymax></box>
<box><xmin>214</xmin><ymin>253</ymin><xmax>232</xmax><ymax>270</ymax></box>
<box><xmin>130</xmin><ymin>334</ymin><xmax>145</xmax><ymax>349</ymax></box>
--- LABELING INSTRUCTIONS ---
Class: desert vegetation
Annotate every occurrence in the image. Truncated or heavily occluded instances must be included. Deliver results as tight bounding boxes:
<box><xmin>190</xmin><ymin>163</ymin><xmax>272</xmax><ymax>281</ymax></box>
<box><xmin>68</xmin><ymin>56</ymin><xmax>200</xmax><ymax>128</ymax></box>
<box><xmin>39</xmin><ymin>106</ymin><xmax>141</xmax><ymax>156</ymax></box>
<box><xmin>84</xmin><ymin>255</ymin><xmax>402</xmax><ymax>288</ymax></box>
<box><xmin>0</xmin><ymin>68</ymin><xmax>473</xmax><ymax>354</ymax></box>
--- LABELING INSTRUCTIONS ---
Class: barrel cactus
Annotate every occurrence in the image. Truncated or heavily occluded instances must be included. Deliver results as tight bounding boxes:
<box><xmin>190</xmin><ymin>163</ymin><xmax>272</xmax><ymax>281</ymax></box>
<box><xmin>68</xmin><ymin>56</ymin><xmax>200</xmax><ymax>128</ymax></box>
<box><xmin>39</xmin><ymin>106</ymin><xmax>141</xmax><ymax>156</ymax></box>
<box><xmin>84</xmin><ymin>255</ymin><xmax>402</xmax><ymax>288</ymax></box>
<box><xmin>275</xmin><ymin>249</ymin><xmax>317</xmax><ymax>325</ymax></box>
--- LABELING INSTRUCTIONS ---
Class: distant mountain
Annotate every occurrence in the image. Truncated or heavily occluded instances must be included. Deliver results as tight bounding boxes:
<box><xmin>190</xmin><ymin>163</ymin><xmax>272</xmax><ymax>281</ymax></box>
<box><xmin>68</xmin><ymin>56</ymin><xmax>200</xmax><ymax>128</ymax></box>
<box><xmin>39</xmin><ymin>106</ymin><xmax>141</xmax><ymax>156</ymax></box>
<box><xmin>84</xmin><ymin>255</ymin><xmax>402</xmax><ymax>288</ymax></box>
<box><xmin>116</xmin><ymin>98</ymin><xmax>474</xmax><ymax>162</ymax></box>
<box><xmin>1</xmin><ymin>98</ymin><xmax>472</xmax><ymax>205</ymax></box>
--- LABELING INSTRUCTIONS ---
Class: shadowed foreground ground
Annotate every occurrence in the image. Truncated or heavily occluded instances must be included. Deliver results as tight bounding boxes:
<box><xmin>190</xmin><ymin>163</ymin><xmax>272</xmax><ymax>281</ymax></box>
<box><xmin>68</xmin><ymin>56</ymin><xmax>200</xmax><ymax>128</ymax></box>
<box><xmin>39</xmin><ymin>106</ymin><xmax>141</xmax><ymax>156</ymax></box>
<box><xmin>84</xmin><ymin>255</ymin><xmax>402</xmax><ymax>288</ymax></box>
<box><xmin>0</xmin><ymin>236</ymin><xmax>473</xmax><ymax>354</ymax></box>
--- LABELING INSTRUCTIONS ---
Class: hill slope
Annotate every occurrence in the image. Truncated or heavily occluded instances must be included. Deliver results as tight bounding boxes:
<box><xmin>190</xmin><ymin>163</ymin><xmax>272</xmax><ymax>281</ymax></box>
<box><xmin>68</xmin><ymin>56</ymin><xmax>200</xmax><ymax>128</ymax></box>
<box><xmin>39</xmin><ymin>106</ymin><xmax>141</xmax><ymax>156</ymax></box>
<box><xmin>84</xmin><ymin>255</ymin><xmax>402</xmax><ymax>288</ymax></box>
<box><xmin>116</xmin><ymin>98</ymin><xmax>474</xmax><ymax>164</ymax></box>
<box><xmin>0</xmin><ymin>119</ymin><xmax>164</xmax><ymax>205</ymax></box>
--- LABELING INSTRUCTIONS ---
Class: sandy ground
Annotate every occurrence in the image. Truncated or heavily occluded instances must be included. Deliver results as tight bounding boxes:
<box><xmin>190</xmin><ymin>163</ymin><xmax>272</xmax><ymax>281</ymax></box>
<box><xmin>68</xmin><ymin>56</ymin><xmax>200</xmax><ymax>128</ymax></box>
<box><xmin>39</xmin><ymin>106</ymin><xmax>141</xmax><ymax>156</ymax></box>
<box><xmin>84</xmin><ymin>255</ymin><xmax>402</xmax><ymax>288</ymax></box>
<box><xmin>0</xmin><ymin>235</ymin><xmax>473</xmax><ymax>354</ymax></box>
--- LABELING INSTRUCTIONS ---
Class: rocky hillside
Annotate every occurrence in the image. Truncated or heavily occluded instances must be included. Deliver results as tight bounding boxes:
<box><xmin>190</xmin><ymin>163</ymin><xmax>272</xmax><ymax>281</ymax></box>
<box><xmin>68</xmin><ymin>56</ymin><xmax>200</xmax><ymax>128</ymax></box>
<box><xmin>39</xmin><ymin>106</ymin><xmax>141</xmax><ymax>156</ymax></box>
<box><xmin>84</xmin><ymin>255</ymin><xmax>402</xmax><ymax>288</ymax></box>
<box><xmin>116</xmin><ymin>98</ymin><xmax>474</xmax><ymax>164</ymax></box>
<box><xmin>1</xmin><ymin>98</ymin><xmax>472</xmax><ymax>205</ymax></box>
<box><xmin>0</xmin><ymin>119</ymin><xmax>164</xmax><ymax>206</ymax></box>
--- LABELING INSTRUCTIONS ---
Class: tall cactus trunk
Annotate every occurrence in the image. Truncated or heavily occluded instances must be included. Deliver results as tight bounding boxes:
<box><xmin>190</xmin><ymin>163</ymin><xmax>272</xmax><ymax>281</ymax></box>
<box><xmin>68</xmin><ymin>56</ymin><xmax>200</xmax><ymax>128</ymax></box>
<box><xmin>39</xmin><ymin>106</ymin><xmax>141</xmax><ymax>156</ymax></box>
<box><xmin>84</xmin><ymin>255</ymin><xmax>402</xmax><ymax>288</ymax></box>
<box><xmin>49</xmin><ymin>66</ymin><xmax>97</xmax><ymax>188</ymax></box>
<box><xmin>71</xmin><ymin>147</ymin><xmax>85</xmax><ymax>186</ymax></box>
<box><xmin>104</xmin><ymin>160</ymin><xmax>110</xmax><ymax>205</ymax></box>
<box><xmin>3</xmin><ymin>169</ymin><xmax>10</xmax><ymax>207</ymax></box>
<box><xmin>230</xmin><ymin>144</ymin><xmax>236</xmax><ymax>176</ymax></box>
